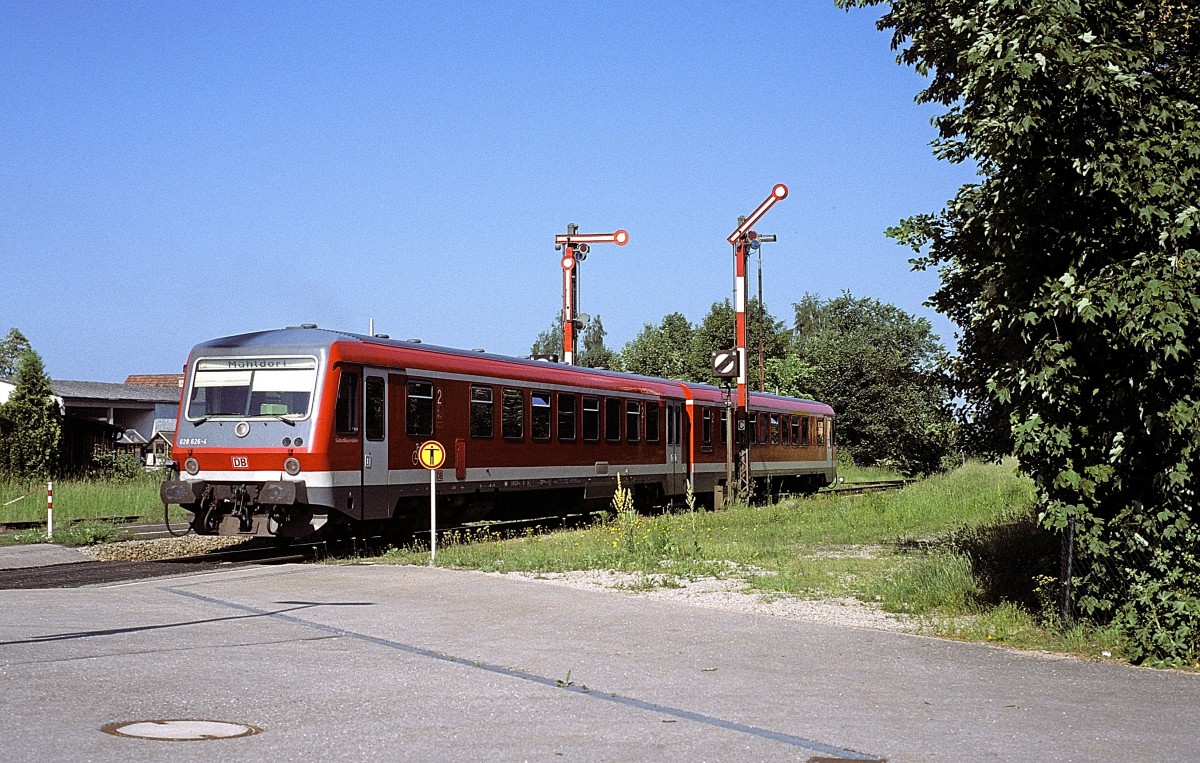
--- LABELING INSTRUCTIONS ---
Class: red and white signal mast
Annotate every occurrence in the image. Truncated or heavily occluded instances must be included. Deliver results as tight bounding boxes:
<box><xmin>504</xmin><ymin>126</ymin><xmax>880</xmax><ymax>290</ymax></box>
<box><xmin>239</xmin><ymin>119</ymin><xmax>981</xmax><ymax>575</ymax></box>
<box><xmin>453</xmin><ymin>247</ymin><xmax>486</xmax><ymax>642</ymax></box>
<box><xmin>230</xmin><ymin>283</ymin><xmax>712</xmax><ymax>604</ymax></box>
<box><xmin>727</xmin><ymin>183</ymin><xmax>788</xmax><ymax>500</ymax></box>
<box><xmin>553</xmin><ymin>225</ymin><xmax>629</xmax><ymax>365</ymax></box>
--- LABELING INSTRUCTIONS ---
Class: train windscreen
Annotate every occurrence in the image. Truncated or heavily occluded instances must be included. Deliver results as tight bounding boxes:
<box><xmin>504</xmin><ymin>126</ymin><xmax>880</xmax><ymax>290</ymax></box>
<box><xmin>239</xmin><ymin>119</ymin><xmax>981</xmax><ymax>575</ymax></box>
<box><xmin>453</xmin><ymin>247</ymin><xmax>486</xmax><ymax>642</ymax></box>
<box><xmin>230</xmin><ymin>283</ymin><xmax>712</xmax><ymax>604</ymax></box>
<box><xmin>187</xmin><ymin>357</ymin><xmax>317</xmax><ymax>421</ymax></box>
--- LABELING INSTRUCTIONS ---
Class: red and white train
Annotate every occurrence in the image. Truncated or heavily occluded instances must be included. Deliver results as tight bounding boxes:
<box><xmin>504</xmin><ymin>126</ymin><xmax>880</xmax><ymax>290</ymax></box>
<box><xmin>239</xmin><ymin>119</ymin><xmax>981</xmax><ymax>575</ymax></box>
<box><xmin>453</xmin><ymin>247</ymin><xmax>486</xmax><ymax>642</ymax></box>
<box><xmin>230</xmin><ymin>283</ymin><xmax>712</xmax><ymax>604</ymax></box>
<box><xmin>161</xmin><ymin>326</ymin><xmax>836</xmax><ymax>537</ymax></box>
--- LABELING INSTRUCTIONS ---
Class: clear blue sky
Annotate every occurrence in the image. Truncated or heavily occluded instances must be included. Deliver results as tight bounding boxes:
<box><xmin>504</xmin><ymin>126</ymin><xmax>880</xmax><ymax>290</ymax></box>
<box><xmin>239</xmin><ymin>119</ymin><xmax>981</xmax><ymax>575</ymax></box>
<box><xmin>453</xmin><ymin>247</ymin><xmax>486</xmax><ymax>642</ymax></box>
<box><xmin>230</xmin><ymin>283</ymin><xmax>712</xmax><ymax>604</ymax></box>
<box><xmin>1</xmin><ymin>1</ymin><xmax>974</xmax><ymax>382</ymax></box>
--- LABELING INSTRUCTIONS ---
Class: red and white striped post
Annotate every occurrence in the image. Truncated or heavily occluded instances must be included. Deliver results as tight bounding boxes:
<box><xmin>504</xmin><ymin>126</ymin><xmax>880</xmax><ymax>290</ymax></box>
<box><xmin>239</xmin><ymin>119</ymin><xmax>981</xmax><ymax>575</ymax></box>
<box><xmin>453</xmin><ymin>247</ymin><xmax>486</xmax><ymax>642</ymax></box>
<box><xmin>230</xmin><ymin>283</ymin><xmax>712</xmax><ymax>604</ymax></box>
<box><xmin>46</xmin><ymin>481</ymin><xmax>54</xmax><ymax>540</ymax></box>
<box><xmin>734</xmin><ymin>237</ymin><xmax>749</xmax><ymax>403</ymax></box>
<box><xmin>554</xmin><ymin>226</ymin><xmax>629</xmax><ymax>365</ymax></box>
<box><xmin>561</xmin><ymin>238</ymin><xmax>578</xmax><ymax>365</ymax></box>
<box><xmin>727</xmin><ymin>184</ymin><xmax>788</xmax><ymax>501</ymax></box>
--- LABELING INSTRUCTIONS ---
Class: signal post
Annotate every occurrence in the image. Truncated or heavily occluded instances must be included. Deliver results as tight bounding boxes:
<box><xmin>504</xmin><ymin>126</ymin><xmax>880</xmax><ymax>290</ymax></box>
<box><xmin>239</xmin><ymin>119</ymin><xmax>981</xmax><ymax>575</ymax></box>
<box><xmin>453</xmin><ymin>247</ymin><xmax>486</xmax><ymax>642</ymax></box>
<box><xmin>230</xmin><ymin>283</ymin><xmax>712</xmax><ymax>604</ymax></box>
<box><xmin>726</xmin><ymin>184</ymin><xmax>788</xmax><ymax>502</ymax></box>
<box><xmin>554</xmin><ymin>225</ymin><xmax>629</xmax><ymax>365</ymax></box>
<box><xmin>418</xmin><ymin>440</ymin><xmax>446</xmax><ymax>564</ymax></box>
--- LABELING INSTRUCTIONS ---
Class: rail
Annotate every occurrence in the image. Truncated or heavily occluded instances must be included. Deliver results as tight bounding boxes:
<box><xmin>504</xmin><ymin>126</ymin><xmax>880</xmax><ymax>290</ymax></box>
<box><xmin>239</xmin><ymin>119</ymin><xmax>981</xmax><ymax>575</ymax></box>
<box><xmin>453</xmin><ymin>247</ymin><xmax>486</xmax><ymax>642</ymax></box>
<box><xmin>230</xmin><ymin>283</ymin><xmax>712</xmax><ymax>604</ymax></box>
<box><xmin>0</xmin><ymin>515</ymin><xmax>143</xmax><ymax>532</ymax></box>
<box><xmin>819</xmin><ymin>480</ymin><xmax>913</xmax><ymax>496</ymax></box>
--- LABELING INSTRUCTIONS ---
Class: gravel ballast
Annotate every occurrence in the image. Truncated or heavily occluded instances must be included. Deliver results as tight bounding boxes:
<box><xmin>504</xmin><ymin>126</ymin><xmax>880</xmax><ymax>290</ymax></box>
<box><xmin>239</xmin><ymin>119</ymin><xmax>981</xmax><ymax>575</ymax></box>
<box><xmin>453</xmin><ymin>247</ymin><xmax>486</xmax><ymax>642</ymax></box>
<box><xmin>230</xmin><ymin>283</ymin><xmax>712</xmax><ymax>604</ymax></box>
<box><xmin>501</xmin><ymin>569</ymin><xmax>918</xmax><ymax>632</ymax></box>
<box><xmin>82</xmin><ymin>535</ymin><xmax>253</xmax><ymax>562</ymax></box>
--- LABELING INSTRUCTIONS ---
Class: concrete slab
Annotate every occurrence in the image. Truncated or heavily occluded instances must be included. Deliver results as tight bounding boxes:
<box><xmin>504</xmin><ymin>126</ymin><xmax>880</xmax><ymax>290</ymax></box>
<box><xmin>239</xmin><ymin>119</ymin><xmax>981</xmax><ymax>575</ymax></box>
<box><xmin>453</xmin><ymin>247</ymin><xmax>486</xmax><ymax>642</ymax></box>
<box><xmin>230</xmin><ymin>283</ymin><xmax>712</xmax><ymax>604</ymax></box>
<box><xmin>0</xmin><ymin>563</ymin><xmax>1197</xmax><ymax>762</ymax></box>
<box><xmin>0</xmin><ymin>543</ymin><xmax>91</xmax><ymax>570</ymax></box>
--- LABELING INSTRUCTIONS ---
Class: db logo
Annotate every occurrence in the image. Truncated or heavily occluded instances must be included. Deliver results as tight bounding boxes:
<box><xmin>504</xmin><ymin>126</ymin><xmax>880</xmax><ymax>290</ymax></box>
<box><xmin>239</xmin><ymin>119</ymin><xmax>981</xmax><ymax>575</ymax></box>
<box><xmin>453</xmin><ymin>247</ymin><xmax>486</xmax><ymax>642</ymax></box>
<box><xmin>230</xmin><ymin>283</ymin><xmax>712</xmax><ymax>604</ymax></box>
<box><xmin>232</xmin><ymin>456</ymin><xmax>249</xmax><ymax>469</ymax></box>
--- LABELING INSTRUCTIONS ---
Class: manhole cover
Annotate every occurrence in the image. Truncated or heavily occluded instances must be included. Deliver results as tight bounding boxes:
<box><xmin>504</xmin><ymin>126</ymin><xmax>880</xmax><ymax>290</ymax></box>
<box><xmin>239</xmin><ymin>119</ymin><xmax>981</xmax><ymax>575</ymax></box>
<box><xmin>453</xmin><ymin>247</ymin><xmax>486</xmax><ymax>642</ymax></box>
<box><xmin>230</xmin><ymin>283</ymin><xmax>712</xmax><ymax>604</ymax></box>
<box><xmin>102</xmin><ymin>719</ymin><xmax>262</xmax><ymax>741</ymax></box>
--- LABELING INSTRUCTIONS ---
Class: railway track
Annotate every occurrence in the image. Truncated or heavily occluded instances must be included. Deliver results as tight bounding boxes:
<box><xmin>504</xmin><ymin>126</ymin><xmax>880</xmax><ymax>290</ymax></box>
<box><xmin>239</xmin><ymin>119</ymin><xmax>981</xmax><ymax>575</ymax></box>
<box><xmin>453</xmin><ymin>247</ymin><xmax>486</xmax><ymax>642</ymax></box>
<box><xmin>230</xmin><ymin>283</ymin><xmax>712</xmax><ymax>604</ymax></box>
<box><xmin>0</xmin><ymin>515</ymin><xmax>143</xmax><ymax>533</ymax></box>
<box><xmin>819</xmin><ymin>479</ymin><xmax>913</xmax><ymax>496</ymax></box>
<box><xmin>420</xmin><ymin>511</ymin><xmax>604</xmax><ymax>545</ymax></box>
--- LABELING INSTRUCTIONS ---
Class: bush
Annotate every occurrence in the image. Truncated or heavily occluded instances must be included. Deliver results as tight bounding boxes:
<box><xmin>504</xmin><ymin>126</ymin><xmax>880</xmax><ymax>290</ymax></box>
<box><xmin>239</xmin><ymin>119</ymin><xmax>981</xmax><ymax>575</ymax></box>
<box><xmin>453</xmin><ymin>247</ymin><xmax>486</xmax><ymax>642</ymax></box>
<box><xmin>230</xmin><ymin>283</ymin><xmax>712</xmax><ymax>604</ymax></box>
<box><xmin>1112</xmin><ymin>520</ymin><xmax>1200</xmax><ymax>667</ymax></box>
<box><xmin>89</xmin><ymin>451</ymin><xmax>151</xmax><ymax>482</ymax></box>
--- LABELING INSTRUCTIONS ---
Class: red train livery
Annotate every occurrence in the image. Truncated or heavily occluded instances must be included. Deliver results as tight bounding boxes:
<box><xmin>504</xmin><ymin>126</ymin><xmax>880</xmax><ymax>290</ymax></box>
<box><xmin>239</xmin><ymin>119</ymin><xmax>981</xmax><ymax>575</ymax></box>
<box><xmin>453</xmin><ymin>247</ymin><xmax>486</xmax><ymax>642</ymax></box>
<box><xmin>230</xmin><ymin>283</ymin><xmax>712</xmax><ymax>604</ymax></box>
<box><xmin>161</xmin><ymin>326</ymin><xmax>836</xmax><ymax>537</ymax></box>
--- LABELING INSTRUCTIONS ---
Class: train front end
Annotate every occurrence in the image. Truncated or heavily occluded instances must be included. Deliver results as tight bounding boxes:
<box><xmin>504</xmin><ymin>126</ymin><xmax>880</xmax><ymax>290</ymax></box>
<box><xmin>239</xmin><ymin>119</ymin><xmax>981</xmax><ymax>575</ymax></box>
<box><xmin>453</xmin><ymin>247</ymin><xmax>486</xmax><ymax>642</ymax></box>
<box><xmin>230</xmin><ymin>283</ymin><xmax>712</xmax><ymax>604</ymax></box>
<box><xmin>160</xmin><ymin>329</ymin><xmax>336</xmax><ymax>538</ymax></box>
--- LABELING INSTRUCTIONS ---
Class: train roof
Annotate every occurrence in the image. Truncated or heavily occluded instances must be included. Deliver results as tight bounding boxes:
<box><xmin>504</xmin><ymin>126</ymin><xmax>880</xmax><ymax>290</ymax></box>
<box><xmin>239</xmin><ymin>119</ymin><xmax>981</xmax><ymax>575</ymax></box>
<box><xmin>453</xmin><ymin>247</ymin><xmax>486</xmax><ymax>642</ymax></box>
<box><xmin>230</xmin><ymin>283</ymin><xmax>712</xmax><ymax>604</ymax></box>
<box><xmin>188</xmin><ymin>326</ymin><xmax>834</xmax><ymax>415</ymax></box>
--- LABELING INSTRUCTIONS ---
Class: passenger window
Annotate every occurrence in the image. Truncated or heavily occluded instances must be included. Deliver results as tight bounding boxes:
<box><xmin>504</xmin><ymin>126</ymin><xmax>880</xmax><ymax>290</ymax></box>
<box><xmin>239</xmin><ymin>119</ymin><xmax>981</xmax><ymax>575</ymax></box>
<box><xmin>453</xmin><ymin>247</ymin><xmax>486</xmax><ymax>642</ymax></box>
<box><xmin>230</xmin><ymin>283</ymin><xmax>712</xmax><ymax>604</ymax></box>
<box><xmin>365</xmin><ymin>376</ymin><xmax>386</xmax><ymax>441</ymax></box>
<box><xmin>702</xmin><ymin>408</ymin><xmax>712</xmax><ymax>446</ymax></box>
<box><xmin>646</xmin><ymin>401</ymin><xmax>660</xmax><ymax>443</ymax></box>
<box><xmin>720</xmin><ymin>408</ymin><xmax>728</xmax><ymax>445</ymax></box>
<box><xmin>626</xmin><ymin>401</ymin><xmax>641</xmax><ymax>443</ymax></box>
<box><xmin>791</xmin><ymin>417</ymin><xmax>800</xmax><ymax>446</ymax></box>
<box><xmin>801</xmin><ymin>417</ymin><xmax>810</xmax><ymax>446</ymax></box>
<box><xmin>771</xmin><ymin>414</ymin><xmax>780</xmax><ymax>445</ymax></box>
<box><xmin>531</xmin><ymin>390</ymin><xmax>551</xmax><ymax>440</ymax></box>
<box><xmin>583</xmin><ymin>397</ymin><xmax>600</xmax><ymax>441</ymax></box>
<box><xmin>335</xmin><ymin>371</ymin><xmax>359</xmax><ymax>434</ymax></box>
<box><xmin>502</xmin><ymin>388</ymin><xmax>524</xmax><ymax>439</ymax></box>
<box><xmin>470</xmin><ymin>385</ymin><xmax>493</xmax><ymax>438</ymax></box>
<box><xmin>817</xmin><ymin>418</ymin><xmax>825</xmax><ymax>447</ymax></box>
<box><xmin>405</xmin><ymin>380</ymin><xmax>433</xmax><ymax>437</ymax></box>
<box><xmin>558</xmin><ymin>393</ymin><xmax>576</xmax><ymax>441</ymax></box>
<box><xmin>749</xmin><ymin>413</ymin><xmax>758</xmax><ymax>445</ymax></box>
<box><xmin>605</xmin><ymin>398</ymin><xmax>622</xmax><ymax>442</ymax></box>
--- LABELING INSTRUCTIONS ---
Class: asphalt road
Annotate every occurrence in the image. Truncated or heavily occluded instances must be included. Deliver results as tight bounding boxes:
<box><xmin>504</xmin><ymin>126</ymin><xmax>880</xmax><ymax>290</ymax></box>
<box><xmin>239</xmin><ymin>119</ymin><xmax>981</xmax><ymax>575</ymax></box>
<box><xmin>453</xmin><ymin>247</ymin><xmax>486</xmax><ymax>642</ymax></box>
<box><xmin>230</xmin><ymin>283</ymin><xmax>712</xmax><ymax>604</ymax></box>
<box><xmin>1</xmin><ymin>559</ymin><xmax>1198</xmax><ymax>761</ymax></box>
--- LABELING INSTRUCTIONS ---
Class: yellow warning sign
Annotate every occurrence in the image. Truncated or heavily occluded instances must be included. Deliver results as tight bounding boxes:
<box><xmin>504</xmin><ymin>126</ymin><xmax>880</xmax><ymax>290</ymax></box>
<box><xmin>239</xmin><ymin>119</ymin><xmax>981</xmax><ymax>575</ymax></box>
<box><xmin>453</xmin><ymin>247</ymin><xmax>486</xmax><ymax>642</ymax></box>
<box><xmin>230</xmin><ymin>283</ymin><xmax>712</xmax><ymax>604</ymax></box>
<box><xmin>418</xmin><ymin>441</ymin><xmax>446</xmax><ymax>470</ymax></box>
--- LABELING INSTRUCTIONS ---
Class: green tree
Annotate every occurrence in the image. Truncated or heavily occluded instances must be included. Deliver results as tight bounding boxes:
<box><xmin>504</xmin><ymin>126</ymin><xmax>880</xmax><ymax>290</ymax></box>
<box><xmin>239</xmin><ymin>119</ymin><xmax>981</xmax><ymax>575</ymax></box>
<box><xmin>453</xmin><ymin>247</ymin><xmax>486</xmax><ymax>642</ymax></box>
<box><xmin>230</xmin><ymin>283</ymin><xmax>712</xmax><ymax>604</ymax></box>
<box><xmin>529</xmin><ymin>313</ymin><xmax>563</xmax><ymax>360</ymax></box>
<box><xmin>790</xmin><ymin>293</ymin><xmax>953</xmax><ymax>475</ymax></box>
<box><xmin>578</xmin><ymin>314</ymin><xmax>620</xmax><ymax>370</ymax></box>
<box><xmin>0</xmin><ymin>349</ymin><xmax>62</xmax><ymax>479</ymax></box>
<box><xmin>791</xmin><ymin>293</ymin><xmax>830</xmax><ymax>344</ymax></box>
<box><xmin>531</xmin><ymin>312</ymin><xmax>621</xmax><ymax>368</ymax></box>
<box><xmin>763</xmin><ymin>353</ymin><xmax>819</xmax><ymax>400</ymax></box>
<box><xmin>839</xmin><ymin>0</ymin><xmax>1200</xmax><ymax>661</ymax></box>
<box><xmin>689</xmin><ymin>298</ymin><xmax>788</xmax><ymax>386</ymax></box>
<box><xmin>0</xmin><ymin>328</ymin><xmax>32</xmax><ymax>378</ymax></box>
<box><xmin>620</xmin><ymin>312</ymin><xmax>695</xmax><ymax>379</ymax></box>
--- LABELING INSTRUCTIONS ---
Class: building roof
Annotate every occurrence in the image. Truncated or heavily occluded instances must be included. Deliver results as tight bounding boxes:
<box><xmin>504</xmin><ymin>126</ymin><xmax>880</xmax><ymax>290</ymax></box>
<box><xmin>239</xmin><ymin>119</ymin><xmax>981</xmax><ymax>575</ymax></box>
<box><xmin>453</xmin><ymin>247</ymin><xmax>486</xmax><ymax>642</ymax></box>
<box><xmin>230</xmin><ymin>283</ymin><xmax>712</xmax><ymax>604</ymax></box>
<box><xmin>125</xmin><ymin>374</ymin><xmax>184</xmax><ymax>388</ymax></box>
<box><xmin>117</xmin><ymin>429</ymin><xmax>149</xmax><ymax>445</ymax></box>
<box><xmin>51</xmin><ymin>380</ymin><xmax>182</xmax><ymax>404</ymax></box>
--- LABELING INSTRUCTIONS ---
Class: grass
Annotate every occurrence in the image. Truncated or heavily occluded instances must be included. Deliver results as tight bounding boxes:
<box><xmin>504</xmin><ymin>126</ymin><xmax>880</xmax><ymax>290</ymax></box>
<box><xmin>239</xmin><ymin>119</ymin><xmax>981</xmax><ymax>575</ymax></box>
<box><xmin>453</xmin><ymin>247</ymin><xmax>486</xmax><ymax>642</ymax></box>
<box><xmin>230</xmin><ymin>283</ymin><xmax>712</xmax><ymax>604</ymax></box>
<box><xmin>380</xmin><ymin>462</ymin><xmax>1030</xmax><ymax>581</ymax></box>
<box><xmin>0</xmin><ymin>522</ymin><xmax>134</xmax><ymax>547</ymax></box>
<box><xmin>374</xmin><ymin>461</ymin><xmax>1130</xmax><ymax>662</ymax></box>
<box><xmin>835</xmin><ymin>463</ymin><xmax>907</xmax><ymax>483</ymax></box>
<box><xmin>0</xmin><ymin>474</ymin><xmax>188</xmax><ymax>546</ymax></box>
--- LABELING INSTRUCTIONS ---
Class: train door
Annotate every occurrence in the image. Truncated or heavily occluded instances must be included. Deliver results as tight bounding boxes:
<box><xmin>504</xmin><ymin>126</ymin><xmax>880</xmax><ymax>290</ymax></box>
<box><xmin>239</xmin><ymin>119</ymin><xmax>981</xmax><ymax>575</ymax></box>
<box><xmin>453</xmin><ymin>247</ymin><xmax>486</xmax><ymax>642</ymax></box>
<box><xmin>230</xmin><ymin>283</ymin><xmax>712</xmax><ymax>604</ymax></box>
<box><xmin>825</xmin><ymin>417</ymin><xmax>834</xmax><ymax>465</ymax></box>
<box><xmin>361</xmin><ymin>368</ymin><xmax>390</xmax><ymax>520</ymax></box>
<box><xmin>666</xmin><ymin>402</ymin><xmax>684</xmax><ymax>495</ymax></box>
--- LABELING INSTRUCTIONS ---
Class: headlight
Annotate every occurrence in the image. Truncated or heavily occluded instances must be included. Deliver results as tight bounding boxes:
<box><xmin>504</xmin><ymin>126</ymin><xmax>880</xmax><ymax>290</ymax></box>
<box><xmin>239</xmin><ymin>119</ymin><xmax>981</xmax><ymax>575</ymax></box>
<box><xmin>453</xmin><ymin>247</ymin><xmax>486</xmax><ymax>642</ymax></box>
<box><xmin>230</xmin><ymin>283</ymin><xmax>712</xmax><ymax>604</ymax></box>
<box><xmin>184</xmin><ymin>458</ymin><xmax>200</xmax><ymax>475</ymax></box>
<box><xmin>284</xmin><ymin>457</ymin><xmax>301</xmax><ymax>476</ymax></box>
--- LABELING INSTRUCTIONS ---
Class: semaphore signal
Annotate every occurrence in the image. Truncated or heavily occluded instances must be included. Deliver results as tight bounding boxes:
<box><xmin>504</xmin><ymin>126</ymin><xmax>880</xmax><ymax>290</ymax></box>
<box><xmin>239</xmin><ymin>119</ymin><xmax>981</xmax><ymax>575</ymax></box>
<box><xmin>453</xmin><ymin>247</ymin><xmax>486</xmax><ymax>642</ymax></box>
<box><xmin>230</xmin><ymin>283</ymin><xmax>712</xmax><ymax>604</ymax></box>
<box><xmin>553</xmin><ymin>224</ymin><xmax>629</xmax><ymax>365</ymax></box>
